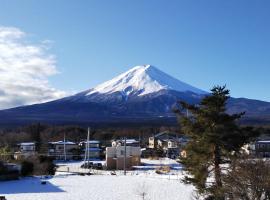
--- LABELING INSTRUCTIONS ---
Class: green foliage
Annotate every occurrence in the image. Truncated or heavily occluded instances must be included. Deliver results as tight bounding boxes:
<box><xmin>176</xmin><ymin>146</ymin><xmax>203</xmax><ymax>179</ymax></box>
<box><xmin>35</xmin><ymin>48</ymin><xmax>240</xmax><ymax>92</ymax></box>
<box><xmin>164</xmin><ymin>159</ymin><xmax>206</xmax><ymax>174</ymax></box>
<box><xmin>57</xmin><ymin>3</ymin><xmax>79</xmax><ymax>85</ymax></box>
<box><xmin>28</xmin><ymin>123</ymin><xmax>42</xmax><ymax>152</ymax></box>
<box><xmin>175</xmin><ymin>85</ymin><xmax>258</xmax><ymax>199</ymax></box>
<box><xmin>0</xmin><ymin>146</ymin><xmax>12</xmax><ymax>162</ymax></box>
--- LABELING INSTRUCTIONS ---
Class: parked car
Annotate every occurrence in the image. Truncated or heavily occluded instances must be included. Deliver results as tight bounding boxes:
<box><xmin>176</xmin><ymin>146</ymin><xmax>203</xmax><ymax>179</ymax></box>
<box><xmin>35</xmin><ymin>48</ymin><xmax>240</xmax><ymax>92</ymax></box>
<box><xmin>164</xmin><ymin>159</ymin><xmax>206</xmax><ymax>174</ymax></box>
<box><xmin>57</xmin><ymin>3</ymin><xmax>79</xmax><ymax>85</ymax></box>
<box><xmin>92</xmin><ymin>163</ymin><xmax>103</xmax><ymax>170</ymax></box>
<box><xmin>80</xmin><ymin>162</ymin><xmax>93</xmax><ymax>169</ymax></box>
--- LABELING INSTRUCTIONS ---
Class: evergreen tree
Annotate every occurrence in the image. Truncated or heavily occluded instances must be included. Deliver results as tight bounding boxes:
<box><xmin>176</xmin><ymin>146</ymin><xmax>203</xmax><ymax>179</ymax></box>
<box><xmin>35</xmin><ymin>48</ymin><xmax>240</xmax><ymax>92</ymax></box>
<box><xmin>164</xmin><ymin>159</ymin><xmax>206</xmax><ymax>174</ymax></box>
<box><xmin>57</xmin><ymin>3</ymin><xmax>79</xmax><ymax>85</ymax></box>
<box><xmin>29</xmin><ymin>123</ymin><xmax>42</xmax><ymax>152</ymax></box>
<box><xmin>175</xmin><ymin>86</ymin><xmax>257</xmax><ymax>199</ymax></box>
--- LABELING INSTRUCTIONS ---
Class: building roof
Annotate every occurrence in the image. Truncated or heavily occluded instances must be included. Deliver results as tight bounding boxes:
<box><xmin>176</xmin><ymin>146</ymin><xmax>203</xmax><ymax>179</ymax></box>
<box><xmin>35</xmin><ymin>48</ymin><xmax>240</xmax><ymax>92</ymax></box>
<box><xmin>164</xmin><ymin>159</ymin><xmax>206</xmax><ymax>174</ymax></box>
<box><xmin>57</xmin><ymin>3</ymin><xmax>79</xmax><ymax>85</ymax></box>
<box><xmin>126</xmin><ymin>139</ymin><xmax>139</xmax><ymax>144</ymax></box>
<box><xmin>49</xmin><ymin>141</ymin><xmax>76</xmax><ymax>145</ymax></box>
<box><xmin>152</xmin><ymin>131</ymin><xmax>189</xmax><ymax>143</ymax></box>
<box><xmin>257</xmin><ymin>140</ymin><xmax>270</xmax><ymax>143</ymax></box>
<box><xmin>18</xmin><ymin>142</ymin><xmax>35</xmax><ymax>146</ymax></box>
<box><xmin>80</xmin><ymin>140</ymin><xmax>101</xmax><ymax>144</ymax></box>
<box><xmin>113</xmin><ymin>139</ymin><xmax>139</xmax><ymax>144</ymax></box>
<box><xmin>153</xmin><ymin>131</ymin><xmax>179</xmax><ymax>139</ymax></box>
<box><xmin>84</xmin><ymin>148</ymin><xmax>102</xmax><ymax>151</ymax></box>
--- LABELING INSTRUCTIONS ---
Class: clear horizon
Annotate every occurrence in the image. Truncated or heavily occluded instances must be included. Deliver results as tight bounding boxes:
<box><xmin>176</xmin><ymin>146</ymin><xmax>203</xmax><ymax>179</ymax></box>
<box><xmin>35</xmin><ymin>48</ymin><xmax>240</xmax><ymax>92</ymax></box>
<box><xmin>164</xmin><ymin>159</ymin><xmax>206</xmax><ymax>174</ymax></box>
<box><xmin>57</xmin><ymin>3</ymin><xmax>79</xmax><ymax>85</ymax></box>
<box><xmin>0</xmin><ymin>0</ymin><xmax>270</xmax><ymax>109</ymax></box>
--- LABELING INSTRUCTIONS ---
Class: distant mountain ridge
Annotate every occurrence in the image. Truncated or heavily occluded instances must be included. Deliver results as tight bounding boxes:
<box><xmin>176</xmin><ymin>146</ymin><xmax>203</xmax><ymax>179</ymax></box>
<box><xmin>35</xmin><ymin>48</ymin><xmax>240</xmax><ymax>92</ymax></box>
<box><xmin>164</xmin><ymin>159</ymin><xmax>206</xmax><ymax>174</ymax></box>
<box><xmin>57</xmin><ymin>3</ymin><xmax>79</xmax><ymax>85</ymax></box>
<box><xmin>0</xmin><ymin>65</ymin><xmax>270</xmax><ymax>127</ymax></box>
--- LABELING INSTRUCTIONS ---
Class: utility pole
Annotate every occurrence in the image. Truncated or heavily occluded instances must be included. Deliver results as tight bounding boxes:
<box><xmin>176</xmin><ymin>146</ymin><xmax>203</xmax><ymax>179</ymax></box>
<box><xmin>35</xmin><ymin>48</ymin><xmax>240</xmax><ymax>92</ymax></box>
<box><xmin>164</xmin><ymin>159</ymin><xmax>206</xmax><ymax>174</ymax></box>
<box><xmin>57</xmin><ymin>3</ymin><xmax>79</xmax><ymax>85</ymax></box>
<box><xmin>167</xmin><ymin>132</ymin><xmax>169</xmax><ymax>158</ymax></box>
<box><xmin>64</xmin><ymin>132</ymin><xmax>66</xmax><ymax>161</ymax></box>
<box><xmin>124</xmin><ymin>136</ymin><xmax>127</xmax><ymax>175</ymax></box>
<box><xmin>84</xmin><ymin>127</ymin><xmax>90</xmax><ymax>165</ymax></box>
<box><xmin>87</xmin><ymin>127</ymin><xmax>90</xmax><ymax>165</ymax></box>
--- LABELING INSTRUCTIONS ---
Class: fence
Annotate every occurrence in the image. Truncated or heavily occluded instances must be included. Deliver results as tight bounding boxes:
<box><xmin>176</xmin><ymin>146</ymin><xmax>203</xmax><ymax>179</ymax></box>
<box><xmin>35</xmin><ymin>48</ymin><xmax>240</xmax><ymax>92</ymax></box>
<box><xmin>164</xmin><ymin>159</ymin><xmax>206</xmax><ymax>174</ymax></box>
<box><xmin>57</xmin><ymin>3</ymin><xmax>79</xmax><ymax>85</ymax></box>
<box><xmin>55</xmin><ymin>164</ymin><xmax>185</xmax><ymax>182</ymax></box>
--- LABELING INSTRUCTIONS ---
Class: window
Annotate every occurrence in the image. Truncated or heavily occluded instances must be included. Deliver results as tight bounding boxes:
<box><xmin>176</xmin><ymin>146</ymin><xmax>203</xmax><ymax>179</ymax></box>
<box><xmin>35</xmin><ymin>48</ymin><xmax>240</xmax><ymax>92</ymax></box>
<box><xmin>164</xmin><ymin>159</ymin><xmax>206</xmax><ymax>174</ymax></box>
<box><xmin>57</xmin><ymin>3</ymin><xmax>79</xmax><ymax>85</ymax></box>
<box><xmin>120</xmin><ymin>150</ymin><xmax>124</xmax><ymax>155</ymax></box>
<box><xmin>57</xmin><ymin>146</ymin><xmax>64</xmax><ymax>150</ymax></box>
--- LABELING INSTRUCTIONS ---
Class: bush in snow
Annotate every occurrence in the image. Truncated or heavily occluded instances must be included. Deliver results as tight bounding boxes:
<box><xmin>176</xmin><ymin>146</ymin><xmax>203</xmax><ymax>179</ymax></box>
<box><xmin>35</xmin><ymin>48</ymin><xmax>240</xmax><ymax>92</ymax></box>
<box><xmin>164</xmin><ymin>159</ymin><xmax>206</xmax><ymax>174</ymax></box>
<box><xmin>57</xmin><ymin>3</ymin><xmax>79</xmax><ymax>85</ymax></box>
<box><xmin>0</xmin><ymin>161</ymin><xmax>7</xmax><ymax>175</ymax></box>
<box><xmin>20</xmin><ymin>155</ymin><xmax>56</xmax><ymax>176</ymax></box>
<box><xmin>21</xmin><ymin>160</ymin><xmax>34</xmax><ymax>176</ymax></box>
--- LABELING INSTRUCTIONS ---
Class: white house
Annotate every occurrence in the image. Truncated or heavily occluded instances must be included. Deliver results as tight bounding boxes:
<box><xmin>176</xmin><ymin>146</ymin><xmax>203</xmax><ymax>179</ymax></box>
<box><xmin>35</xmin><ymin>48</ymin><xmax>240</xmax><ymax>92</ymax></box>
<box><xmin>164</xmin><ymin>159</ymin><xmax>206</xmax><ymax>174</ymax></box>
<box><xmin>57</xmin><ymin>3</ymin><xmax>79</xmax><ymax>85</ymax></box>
<box><xmin>249</xmin><ymin>139</ymin><xmax>270</xmax><ymax>158</ymax></box>
<box><xmin>48</xmin><ymin>141</ymin><xmax>78</xmax><ymax>160</ymax></box>
<box><xmin>79</xmin><ymin>140</ymin><xmax>102</xmax><ymax>159</ymax></box>
<box><xmin>14</xmin><ymin>142</ymin><xmax>36</xmax><ymax>159</ymax></box>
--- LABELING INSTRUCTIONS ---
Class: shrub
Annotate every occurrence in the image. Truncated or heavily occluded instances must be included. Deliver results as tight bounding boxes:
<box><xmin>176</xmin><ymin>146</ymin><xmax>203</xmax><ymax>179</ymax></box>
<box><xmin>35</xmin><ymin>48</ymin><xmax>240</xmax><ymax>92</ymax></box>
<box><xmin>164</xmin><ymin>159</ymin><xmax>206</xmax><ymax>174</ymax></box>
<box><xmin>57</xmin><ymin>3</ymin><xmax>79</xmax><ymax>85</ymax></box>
<box><xmin>19</xmin><ymin>155</ymin><xmax>56</xmax><ymax>176</ymax></box>
<box><xmin>37</xmin><ymin>155</ymin><xmax>56</xmax><ymax>175</ymax></box>
<box><xmin>0</xmin><ymin>161</ymin><xmax>7</xmax><ymax>175</ymax></box>
<box><xmin>21</xmin><ymin>160</ymin><xmax>34</xmax><ymax>176</ymax></box>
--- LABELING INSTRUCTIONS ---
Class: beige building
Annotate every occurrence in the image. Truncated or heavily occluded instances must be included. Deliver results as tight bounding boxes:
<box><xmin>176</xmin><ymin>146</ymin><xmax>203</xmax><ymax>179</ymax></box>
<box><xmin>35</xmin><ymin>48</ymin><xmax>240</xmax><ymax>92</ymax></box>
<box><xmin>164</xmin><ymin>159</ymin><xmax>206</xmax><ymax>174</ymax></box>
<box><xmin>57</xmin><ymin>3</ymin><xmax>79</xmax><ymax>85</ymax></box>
<box><xmin>148</xmin><ymin>131</ymin><xmax>189</xmax><ymax>159</ymax></box>
<box><xmin>148</xmin><ymin>136</ymin><xmax>156</xmax><ymax>149</ymax></box>
<box><xmin>149</xmin><ymin>132</ymin><xmax>180</xmax><ymax>150</ymax></box>
<box><xmin>106</xmin><ymin>146</ymin><xmax>141</xmax><ymax>170</ymax></box>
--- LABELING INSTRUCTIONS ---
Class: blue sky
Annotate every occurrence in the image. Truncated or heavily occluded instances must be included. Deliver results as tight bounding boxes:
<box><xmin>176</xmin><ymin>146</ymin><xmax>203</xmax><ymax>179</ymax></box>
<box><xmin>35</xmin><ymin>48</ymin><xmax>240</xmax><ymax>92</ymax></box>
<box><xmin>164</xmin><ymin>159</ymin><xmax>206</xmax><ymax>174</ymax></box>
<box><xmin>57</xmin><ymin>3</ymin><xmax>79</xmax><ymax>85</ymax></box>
<box><xmin>0</xmin><ymin>0</ymin><xmax>269</xmax><ymax>108</ymax></box>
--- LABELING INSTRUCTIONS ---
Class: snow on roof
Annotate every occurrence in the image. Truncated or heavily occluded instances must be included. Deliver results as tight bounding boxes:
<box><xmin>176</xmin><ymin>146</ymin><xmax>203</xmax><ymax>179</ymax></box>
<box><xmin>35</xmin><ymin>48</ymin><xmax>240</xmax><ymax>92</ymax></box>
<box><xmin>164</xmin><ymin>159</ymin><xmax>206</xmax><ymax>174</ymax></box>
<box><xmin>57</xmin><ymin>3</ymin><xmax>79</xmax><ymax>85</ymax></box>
<box><xmin>19</xmin><ymin>142</ymin><xmax>35</xmax><ymax>146</ymax></box>
<box><xmin>126</xmin><ymin>139</ymin><xmax>139</xmax><ymax>143</ymax></box>
<box><xmin>113</xmin><ymin>139</ymin><xmax>139</xmax><ymax>144</ymax></box>
<box><xmin>80</xmin><ymin>140</ymin><xmax>100</xmax><ymax>144</ymax></box>
<box><xmin>49</xmin><ymin>141</ymin><xmax>76</xmax><ymax>145</ymax></box>
<box><xmin>257</xmin><ymin>140</ymin><xmax>270</xmax><ymax>143</ymax></box>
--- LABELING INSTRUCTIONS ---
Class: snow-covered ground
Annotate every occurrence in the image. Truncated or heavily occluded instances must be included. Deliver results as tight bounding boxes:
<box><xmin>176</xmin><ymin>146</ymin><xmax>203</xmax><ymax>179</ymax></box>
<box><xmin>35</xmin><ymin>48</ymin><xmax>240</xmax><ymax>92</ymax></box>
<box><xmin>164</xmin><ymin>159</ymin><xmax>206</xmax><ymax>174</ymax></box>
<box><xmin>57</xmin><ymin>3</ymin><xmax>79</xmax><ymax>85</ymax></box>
<box><xmin>0</xmin><ymin>159</ymin><xmax>195</xmax><ymax>200</ymax></box>
<box><xmin>0</xmin><ymin>174</ymin><xmax>194</xmax><ymax>200</ymax></box>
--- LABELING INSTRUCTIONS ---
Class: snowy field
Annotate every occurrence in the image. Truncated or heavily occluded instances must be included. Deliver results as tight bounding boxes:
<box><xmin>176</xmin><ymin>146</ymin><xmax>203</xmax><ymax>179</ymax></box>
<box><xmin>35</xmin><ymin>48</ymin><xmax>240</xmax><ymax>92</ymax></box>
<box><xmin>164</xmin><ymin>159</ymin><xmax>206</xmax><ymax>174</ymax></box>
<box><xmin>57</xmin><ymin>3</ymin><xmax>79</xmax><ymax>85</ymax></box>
<box><xmin>0</xmin><ymin>174</ymin><xmax>194</xmax><ymax>200</ymax></box>
<box><xmin>0</xmin><ymin>159</ymin><xmax>195</xmax><ymax>200</ymax></box>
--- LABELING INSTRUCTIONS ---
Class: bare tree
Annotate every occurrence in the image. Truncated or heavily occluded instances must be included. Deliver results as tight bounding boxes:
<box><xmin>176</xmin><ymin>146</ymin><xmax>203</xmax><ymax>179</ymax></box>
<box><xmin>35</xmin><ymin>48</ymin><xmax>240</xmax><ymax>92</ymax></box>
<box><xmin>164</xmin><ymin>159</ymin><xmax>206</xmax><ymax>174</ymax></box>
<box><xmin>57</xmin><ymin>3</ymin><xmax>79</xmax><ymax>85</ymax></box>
<box><xmin>223</xmin><ymin>157</ymin><xmax>270</xmax><ymax>200</ymax></box>
<box><xmin>135</xmin><ymin>181</ymin><xmax>150</xmax><ymax>200</ymax></box>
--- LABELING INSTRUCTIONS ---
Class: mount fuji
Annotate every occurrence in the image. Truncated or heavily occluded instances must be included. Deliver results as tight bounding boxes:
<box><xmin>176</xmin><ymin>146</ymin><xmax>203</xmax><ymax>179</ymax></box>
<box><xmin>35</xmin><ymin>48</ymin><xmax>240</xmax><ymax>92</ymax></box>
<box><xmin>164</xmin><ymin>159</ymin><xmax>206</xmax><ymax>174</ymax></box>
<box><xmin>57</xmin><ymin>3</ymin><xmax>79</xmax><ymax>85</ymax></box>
<box><xmin>64</xmin><ymin>65</ymin><xmax>206</xmax><ymax>103</ymax></box>
<box><xmin>0</xmin><ymin>65</ymin><xmax>270</xmax><ymax>126</ymax></box>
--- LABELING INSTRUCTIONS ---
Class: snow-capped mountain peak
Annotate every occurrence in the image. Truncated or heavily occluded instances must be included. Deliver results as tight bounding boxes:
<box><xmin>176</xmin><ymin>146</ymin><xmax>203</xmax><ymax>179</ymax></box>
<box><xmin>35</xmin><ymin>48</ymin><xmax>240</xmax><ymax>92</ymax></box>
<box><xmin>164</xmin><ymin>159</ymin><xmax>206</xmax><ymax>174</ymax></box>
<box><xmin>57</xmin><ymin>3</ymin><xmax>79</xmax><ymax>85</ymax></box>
<box><xmin>86</xmin><ymin>65</ymin><xmax>206</xmax><ymax>97</ymax></box>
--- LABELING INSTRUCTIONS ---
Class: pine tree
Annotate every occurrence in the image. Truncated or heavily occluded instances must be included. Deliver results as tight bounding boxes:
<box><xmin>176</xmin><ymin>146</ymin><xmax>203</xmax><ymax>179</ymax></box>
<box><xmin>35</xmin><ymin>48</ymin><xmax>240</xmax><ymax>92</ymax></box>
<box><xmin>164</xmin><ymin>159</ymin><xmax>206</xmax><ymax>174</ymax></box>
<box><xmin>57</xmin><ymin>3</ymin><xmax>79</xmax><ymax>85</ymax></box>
<box><xmin>175</xmin><ymin>86</ymin><xmax>257</xmax><ymax>199</ymax></box>
<box><xmin>29</xmin><ymin>123</ymin><xmax>41</xmax><ymax>152</ymax></box>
